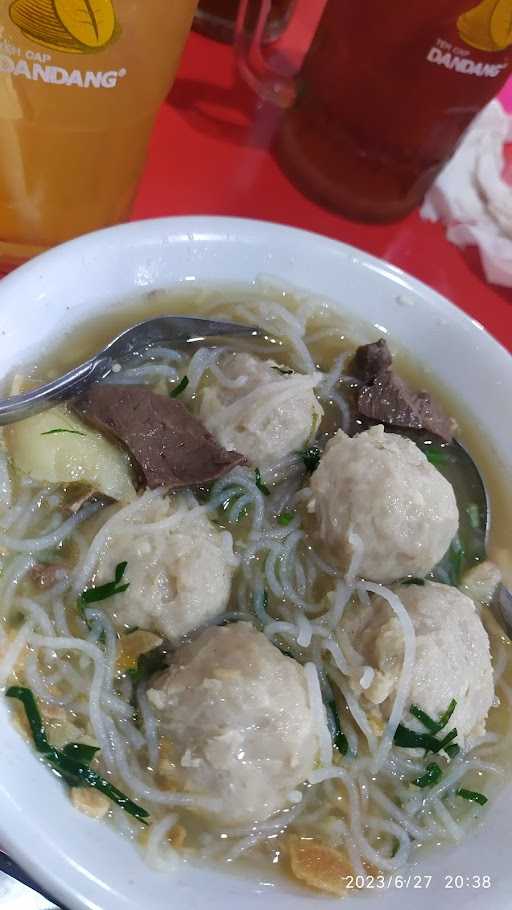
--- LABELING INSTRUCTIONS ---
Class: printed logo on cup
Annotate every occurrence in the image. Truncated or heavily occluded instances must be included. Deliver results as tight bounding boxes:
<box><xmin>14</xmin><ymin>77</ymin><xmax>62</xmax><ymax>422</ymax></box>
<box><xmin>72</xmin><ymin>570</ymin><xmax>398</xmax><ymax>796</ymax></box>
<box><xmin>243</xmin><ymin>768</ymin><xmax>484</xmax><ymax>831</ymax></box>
<box><xmin>457</xmin><ymin>0</ymin><xmax>512</xmax><ymax>52</ymax></box>
<box><xmin>9</xmin><ymin>0</ymin><xmax>120</xmax><ymax>54</ymax></box>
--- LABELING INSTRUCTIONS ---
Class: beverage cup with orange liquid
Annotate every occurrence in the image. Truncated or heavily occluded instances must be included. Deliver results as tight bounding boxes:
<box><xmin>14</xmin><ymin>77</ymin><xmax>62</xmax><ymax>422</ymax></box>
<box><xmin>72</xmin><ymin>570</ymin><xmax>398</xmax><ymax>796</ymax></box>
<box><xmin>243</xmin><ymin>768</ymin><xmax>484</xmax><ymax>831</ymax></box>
<box><xmin>0</xmin><ymin>0</ymin><xmax>198</xmax><ymax>271</ymax></box>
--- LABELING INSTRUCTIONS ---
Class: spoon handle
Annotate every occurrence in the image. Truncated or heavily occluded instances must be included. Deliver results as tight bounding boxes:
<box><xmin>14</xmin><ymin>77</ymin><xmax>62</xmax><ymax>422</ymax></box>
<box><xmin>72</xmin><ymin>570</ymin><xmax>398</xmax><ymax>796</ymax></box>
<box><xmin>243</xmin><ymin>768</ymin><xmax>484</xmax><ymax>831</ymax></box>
<box><xmin>0</xmin><ymin>356</ymin><xmax>111</xmax><ymax>425</ymax></box>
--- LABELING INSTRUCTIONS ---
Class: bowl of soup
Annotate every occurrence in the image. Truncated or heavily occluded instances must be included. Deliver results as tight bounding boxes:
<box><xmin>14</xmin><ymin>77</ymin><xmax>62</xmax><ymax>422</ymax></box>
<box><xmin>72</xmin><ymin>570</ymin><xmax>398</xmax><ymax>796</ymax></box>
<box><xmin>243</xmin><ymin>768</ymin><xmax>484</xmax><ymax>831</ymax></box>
<box><xmin>0</xmin><ymin>217</ymin><xmax>510</xmax><ymax>910</ymax></box>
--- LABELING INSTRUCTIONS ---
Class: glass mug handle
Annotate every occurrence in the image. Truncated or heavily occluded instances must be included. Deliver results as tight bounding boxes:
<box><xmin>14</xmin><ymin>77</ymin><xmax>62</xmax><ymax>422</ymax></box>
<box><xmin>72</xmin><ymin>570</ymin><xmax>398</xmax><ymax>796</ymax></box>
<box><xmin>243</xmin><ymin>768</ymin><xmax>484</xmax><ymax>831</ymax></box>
<box><xmin>234</xmin><ymin>0</ymin><xmax>297</xmax><ymax>108</ymax></box>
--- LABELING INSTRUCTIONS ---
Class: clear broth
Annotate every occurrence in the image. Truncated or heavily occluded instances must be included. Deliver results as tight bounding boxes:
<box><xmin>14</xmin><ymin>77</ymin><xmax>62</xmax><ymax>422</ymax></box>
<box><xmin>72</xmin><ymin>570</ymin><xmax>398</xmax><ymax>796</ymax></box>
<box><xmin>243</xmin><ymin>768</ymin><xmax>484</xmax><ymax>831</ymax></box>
<box><xmin>3</xmin><ymin>283</ymin><xmax>511</xmax><ymax>895</ymax></box>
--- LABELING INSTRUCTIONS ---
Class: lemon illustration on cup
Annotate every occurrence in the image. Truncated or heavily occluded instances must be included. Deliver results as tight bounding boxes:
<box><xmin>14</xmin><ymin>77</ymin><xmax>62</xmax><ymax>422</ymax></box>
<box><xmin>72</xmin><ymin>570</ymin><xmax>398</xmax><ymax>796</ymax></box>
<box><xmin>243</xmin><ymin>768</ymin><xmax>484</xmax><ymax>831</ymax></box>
<box><xmin>9</xmin><ymin>0</ymin><xmax>119</xmax><ymax>54</ymax></box>
<box><xmin>457</xmin><ymin>0</ymin><xmax>512</xmax><ymax>51</ymax></box>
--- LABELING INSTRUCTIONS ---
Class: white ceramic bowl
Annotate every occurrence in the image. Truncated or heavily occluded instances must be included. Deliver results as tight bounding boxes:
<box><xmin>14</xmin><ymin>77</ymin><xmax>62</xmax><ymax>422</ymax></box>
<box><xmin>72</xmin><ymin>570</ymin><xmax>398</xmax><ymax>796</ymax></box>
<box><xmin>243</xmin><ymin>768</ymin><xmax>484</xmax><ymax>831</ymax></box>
<box><xmin>0</xmin><ymin>217</ymin><xmax>510</xmax><ymax>910</ymax></box>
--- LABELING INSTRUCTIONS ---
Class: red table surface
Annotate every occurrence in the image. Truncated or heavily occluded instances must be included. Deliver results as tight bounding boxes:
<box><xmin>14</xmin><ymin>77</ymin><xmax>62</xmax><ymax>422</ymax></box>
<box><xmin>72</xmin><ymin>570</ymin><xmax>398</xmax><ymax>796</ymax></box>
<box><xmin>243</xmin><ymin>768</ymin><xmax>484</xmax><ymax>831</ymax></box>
<box><xmin>133</xmin><ymin>14</ymin><xmax>512</xmax><ymax>354</ymax></box>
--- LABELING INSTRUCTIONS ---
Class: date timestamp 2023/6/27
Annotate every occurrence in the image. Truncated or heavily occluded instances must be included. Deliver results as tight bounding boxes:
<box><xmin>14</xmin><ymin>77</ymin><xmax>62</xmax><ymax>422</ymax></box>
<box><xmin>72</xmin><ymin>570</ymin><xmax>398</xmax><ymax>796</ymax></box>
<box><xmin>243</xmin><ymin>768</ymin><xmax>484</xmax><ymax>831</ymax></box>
<box><xmin>344</xmin><ymin>873</ymin><xmax>493</xmax><ymax>889</ymax></box>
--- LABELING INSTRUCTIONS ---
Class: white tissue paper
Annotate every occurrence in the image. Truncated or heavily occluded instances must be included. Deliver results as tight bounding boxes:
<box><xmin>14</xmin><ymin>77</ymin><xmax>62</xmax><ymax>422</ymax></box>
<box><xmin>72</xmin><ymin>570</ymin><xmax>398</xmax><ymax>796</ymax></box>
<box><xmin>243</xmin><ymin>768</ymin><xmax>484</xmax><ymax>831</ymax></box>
<box><xmin>421</xmin><ymin>100</ymin><xmax>512</xmax><ymax>287</ymax></box>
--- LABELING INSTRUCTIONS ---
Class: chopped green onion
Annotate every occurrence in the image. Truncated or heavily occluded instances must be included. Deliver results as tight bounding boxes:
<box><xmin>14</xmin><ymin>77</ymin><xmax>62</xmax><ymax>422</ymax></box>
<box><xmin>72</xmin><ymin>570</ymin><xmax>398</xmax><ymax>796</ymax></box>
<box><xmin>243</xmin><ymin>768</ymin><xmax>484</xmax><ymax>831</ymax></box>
<box><xmin>170</xmin><ymin>375</ymin><xmax>189</xmax><ymax>398</ymax></box>
<box><xmin>425</xmin><ymin>446</ymin><xmax>448</xmax><ymax>466</ymax></box>
<box><xmin>128</xmin><ymin>647</ymin><xmax>168</xmax><ymax>686</ymax></box>
<box><xmin>394</xmin><ymin>719</ymin><xmax>458</xmax><ymax>756</ymax></box>
<box><xmin>62</xmin><ymin>742</ymin><xmax>100</xmax><ymax>765</ymax></box>
<box><xmin>56</xmin><ymin>755</ymin><xmax>150</xmax><ymax>821</ymax></box>
<box><xmin>409</xmin><ymin>698</ymin><xmax>456</xmax><ymax>735</ymax></box>
<box><xmin>272</xmin><ymin>366</ymin><xmax>294</xmax><ymax>375</ymax></box>
<box><xmin>456</xmin><ymin>788</ymin><xmax>488</xmax><ymax>806</ymax></box>
<box><xmin>448</xmin><ymin>536</ymin><xmax>465</xmax><ymax>586</ymax></box>
<box><xmin>41</xmin><ymin>428</ymin><xmax>86</xmax><ymax>437</ymax></box>
<box><xmin>444</xmin><ymin>743</ymin><xmax>461</xmax><ymax>759</ymax></box>
<box><xmin>413</xmin><ymin>762</ymin><xmax>443</xmax><ymax>788</ymax></box>
<box><xmin>393</xmin><ymin>724</ymin><xmax>441</xmax><ymax>752</ymax></box>
<box><xmin>255</xmin><ymin>468</ymin><xmax>270</xmax><ymax>496</ymax></box>
<box><xmin>6</xmin><ymin>687</ymin><xmax>149</xmax><ymax>823</ymax></box>
<box><xmin>401</xmin><ymin>578</ymin><xmax>425</xmax><ymax>586</ymax></box>
<box><xmin>466</xmin><ymin>503</ymin><xmax>481</xmax><ymax>530</ymax></box>
<box><xmin>5</xmin><ymin>686</ymin><xmax>55</xmax><ymax>756</ymax></box>
<box><xmin>409</xmin><ymin>705</ymin><xmax>440</xmax><ymax>733</ymax></box>
<box><xmin>79</xmin><ymin>561</ymin><xmax>129</xmax><ymax>605</ymax></box>
<box><xmin>115</xmin><ymin>561</ymin><xmax>127</xmax><ymax>583</ymax></box>
<box><xmin>436</xmin><ymin>698</ymin><xmax>457</xmax><ymax>731</ymax></box>
<box><xmin>297</xmin><ymin>446</ymin><xmax>321</xmax><ymax>473</ymax></box>
<box><xmin>433</xmin><ymin>541</ymin><xmax>469</xmax><ymax>587</ymax></box>
<box><xmin>277</xmin><ymin>511</ymin><xmax>295</xmax><ymax>526</ymax></box>
<box><xmin>328</xmin><ymin>700</ymin><xmax>349</xmax><ymax>756</ymax></box>
<box><xmin>430</xmin><ymin>727</ymin><xmax>458</xmax><ymax>755</ymax></box>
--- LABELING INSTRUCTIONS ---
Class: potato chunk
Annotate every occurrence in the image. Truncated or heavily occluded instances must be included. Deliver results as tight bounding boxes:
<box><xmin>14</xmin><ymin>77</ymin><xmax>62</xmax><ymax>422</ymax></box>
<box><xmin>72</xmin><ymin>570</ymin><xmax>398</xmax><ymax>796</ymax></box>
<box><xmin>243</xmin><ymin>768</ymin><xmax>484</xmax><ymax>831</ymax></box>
<box><xmin>5</xmin><ymin>404</ymin><xmax>135</xmax><ymax>502</ymax></box>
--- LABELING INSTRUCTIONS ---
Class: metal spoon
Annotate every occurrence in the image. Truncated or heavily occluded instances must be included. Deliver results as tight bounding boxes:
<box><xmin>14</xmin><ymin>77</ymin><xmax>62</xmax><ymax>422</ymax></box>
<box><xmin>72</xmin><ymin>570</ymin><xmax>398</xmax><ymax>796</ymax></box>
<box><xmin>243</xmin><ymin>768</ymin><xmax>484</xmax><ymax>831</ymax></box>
<box><xmin>424</xmin><ymin>435</ymin><xmax>512</xmax><ymax>635</ymax></box>
<box><xmin>358</xmin><ymin>424</ymin><xmax>512</xmax><ymax>633</ymax></box>
<box><xmin>1</xmin><ymin>327</ymin><xmax>509</xmax><ymax>629</ymax></box>
<box><xmin>0</xmin><ymin>316</ymin><xmax>261</xmax><ymax>425</ymax></box>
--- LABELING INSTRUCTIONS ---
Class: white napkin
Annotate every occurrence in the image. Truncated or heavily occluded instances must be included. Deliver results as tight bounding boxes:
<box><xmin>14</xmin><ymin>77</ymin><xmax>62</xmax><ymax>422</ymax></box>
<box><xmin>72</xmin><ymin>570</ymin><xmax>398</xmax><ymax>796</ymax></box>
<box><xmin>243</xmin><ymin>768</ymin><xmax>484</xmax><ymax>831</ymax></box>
<box><xmin>421</xmin><ymin>100</ymin><xmax>512</xmax><ymax>287</ymax></box>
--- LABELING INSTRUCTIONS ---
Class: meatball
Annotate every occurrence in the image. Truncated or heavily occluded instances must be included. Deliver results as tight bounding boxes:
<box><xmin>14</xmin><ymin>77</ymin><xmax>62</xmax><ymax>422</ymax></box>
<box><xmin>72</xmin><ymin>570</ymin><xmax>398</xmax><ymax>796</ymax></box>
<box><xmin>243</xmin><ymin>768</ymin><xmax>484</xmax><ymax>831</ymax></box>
<box><xmin>198</xmin><ymin>352</ymin><xmax>323</xmax><ymax>467</ymax></box>
<box><xmin>147</xmin><ymin>623</ymin><xmax>322</xmax><ymax>825</ymax></box>
<box><xmin>92</xmin><ymin>496</ymin><xmax>238</xmax><ymax>643</ymax></box>
<box><xmin>347</xmin><ymin>581</ymin><xmax>494</xmax><ymax>749</ymax></box>
<box><xmin>307</xmin><ymin>425</ymin><xmax>459</xmax><ymax>583</ymax></box>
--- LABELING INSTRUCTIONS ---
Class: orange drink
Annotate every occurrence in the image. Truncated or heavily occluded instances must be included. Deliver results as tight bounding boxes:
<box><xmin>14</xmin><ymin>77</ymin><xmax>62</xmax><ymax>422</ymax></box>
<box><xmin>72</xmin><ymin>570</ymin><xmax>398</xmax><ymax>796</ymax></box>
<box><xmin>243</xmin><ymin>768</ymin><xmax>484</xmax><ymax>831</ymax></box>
<box><xmin>0</xmin><ymin>0</ymin><xmax>198</xmax><ymax>270</ymax></box>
